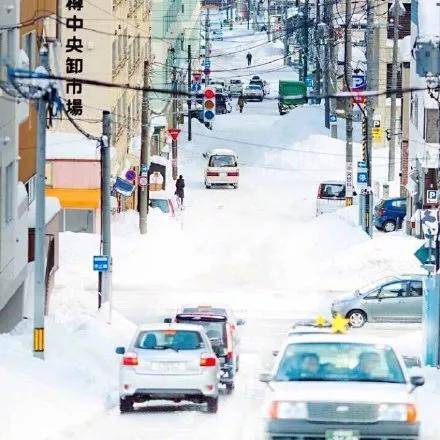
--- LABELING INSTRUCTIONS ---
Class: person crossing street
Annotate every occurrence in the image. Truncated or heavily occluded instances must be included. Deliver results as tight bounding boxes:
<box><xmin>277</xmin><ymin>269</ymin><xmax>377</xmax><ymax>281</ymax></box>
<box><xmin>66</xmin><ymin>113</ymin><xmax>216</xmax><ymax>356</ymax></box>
<box><xmin>246</xmin><ymin>52</ymin><xmax>252</xmax><ymax>66</ymax></box>
<box><xmin>237</xmin><ymin>93</ymin><xmax>246</xmax><ymax>113</ymax></box>
<box><xmin>175</xmin><ymin>175</ymin><xmax>185</xmax><ymax>209</ymax></box>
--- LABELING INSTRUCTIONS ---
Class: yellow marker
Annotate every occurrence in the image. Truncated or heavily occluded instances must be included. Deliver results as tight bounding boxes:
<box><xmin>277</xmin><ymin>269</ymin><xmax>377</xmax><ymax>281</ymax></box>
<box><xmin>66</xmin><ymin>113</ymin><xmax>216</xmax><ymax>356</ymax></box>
<box><xmin>331</xmin><ymin>314</ymin><xmax>349</xmax><ymax>334</ymax></box>
<box><xmin>314</xmin><ymin>315</ymin><xmax>327</xmax><ymax>327</ymax></box>
<box><xmin>34</xmin><ymin>328</ymin><xmax>45</xmax><ymax>352</ymax></box>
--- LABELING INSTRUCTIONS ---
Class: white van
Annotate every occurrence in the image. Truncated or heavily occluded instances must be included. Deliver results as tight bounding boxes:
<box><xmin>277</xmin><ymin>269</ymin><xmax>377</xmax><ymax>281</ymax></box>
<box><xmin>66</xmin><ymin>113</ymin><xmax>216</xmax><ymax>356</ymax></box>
<box><xmin>316</xmin><ymin>180</ymin><xmax>346</xmax><ymax>216</ymax></box>
<box><xmin>204</xmin><ymin>149</ymin><xmax>239</xmax><ymax>189</ymax></box>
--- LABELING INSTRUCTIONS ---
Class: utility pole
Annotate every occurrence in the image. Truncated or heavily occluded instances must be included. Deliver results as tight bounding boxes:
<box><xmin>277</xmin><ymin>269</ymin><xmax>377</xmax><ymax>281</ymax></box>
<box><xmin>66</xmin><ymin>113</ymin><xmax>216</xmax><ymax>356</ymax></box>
<box><xmin>205</xmin><ymin>10</ymin><xmax>210</xmax><ymax>86</ymax></box>
<box><xmin>172</xmin><ymin>66</ymin><xmax>178</xmax><ymax>180</ymax></box>
<box><xmin>139</xmin><ymin>60</ymin><xmax>150</xmax><ymax>234</ymax></box>
<box><xmin>187</xmin><ymin>44</ymin><xmax>192</xmax><ymax>141</ymax></box>
<box><xmin>101</xmin><ymin>111</ymin><xmax>113</xmax><ymax>320</ymax></box>
<box><xmin>388</xmin><ymin>0</ymin><xmax>405</xmax><ymax>182</ymax></box>
<box><xmin>323</xmin><ymin>0</ymin><xmax>330</xmax><ymax>128</ymax></box>
<box><xmin>267</xmin><ymin>0</ymin><xmax>270</xmax><ymax>42</ymax></box>
<box><xmin>364</xmin><ymin>0</ymin><xmax>374</xmax><ymax>237</ymax></box>
<box><xmin>313</xmin><ymin>0</ymin><xmax>321</xmax><ymax>104</ymax></box>
<box><xmin>329</xmin><ymin>1</ymin><xmax>337</xmax><ymax>139</ymax></box>
<box><xmin>34</xmin><ymin>45</ymin><xmax>50</xmax><ymax>360</ymax></box>
<box><xmin>247</xmin><ymin>0</ymin><xmax>250</xmax><ymax>30</ymax></box>
<box><xmin>344</xmin><ymin>0</ymin><xmax>353</xmax><ymax>206</ymax></box>
<box><xmin>303</xmin><ymin>0</ymin><xmax>309</xmax><ymax>81</ymax></box>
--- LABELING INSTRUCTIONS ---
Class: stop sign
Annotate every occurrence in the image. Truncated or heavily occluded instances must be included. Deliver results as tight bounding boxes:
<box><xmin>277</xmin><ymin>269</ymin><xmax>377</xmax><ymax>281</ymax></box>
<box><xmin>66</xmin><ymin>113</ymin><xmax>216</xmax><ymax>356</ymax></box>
<box><xmin>167</xmin><ymin>128</ymin><xmax>181</xmax><ymax>141</ymax></box>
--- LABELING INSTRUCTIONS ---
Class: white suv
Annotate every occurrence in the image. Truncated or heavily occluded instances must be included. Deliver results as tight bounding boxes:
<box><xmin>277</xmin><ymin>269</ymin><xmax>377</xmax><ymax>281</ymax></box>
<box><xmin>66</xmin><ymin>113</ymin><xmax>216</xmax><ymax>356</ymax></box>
<box><xmin>116</xmin><ymin>323</ymin><xmax>220</xmax><ymax>413</ymax></box>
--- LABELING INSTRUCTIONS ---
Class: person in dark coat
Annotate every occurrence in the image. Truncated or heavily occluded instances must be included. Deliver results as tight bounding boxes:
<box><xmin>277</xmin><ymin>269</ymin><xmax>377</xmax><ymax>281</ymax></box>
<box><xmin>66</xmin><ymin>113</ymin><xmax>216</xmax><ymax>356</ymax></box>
<box><xmin>175</xmin><ymin>175</ymin><xmax>185</xmax><ymax>208</ymax></box>
<box><xmin>246</xmin><ymin>52</ymin><xmax>252</xmax><ymax>66</ymax></box>
<box><xmin>237</xmin><ymin>93</ymin><xmax>246</xmax><ymax>113</ymax></box>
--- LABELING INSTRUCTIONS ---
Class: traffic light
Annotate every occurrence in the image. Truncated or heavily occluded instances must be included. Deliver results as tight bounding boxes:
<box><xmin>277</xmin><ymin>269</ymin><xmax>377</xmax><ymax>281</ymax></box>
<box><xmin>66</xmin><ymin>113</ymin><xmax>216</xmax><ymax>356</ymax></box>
<box><xmin>203</xmin><ymin>87</ymin><xmax>216</xmax><ymax>122</ymax></box>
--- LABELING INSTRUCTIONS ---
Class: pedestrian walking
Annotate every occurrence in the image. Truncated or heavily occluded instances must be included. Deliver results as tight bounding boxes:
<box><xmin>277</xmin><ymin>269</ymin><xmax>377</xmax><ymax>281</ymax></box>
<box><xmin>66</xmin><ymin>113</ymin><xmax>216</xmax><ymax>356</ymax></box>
<box><xmin>175</xmin><ymin>175</ymin><xmax>185</xmax><ymax>209</ymax></box>
<box><xmin>246</xmin><ymin>52</ymin><xmax>252</xmax><ymax>66</ymax></box>
<box><xmin>237</xmin><ymin>93</ymin><xmax>246</xmax><ymax>113</ymax></box>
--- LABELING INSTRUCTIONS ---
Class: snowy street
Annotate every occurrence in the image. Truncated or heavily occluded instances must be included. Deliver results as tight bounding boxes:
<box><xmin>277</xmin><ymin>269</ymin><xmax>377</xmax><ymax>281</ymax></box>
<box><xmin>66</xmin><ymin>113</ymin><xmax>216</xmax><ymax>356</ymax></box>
<box><xmin>2</xmin><ymin>21</ymin><xmax>440</xmax><ymax>440</ymax></box>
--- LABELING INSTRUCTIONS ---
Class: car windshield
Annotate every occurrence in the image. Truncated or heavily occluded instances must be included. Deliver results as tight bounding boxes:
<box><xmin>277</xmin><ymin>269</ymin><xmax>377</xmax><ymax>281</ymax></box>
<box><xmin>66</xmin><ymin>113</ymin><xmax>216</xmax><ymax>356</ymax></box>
<box><xmin>150</xmin><ymin>199</ymin><xmax>169</xmax><ymax>213</ymax></box>
<box><xmin>182</xmin><ymin>307</ymin><xmax>227</xmax><ymax>315</ymax></box>
<box><xmin>230</xmin><ymin>80</ymin><xmax>241</xmax><ymax>84</ymax></box>
<box><xmin>248</xmin><ymin>86</ymin><xmax>261</xmax><ymax>90</ymax></box>
<box><xmin>209</xmin><ymin>155</ymin><xmax>237</xmax><ymax>167</ymax></box>
<box><xmin>275</xmin><ymin>342</ymin><xmax>405</xmax><ymax>383</ymax></box>
<box><xmin>176</xmin><ymin>317</ymin><xmax>226</xmax><ymax>344</ymax></box>
<box><xmin>135</xmin><ymin>330</ymin><xmax>203</xmax><ymax>351</ymax></box>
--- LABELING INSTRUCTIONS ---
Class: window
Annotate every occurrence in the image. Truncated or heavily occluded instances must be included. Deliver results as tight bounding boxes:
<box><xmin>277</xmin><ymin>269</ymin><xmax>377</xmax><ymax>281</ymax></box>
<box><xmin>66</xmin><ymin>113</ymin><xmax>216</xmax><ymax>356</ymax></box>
<box><xmin>7</xmin><ymin>29</ymin><xmax>14</xmax><ymax>61</ymax></box>
<box><xmin>379</xmin><ymin>282</ymin><xmax>407</xmax><ymax>298</ymax></box>
<box><xmin>209</xmin><ymin>155</ymin><xmax>237</xmax><ymax>167</ymax></box>
<box><xmin>408</xmin><ymin>281</ymin><xmax>423</xmax><ymax>297</ymax></box>
<box><xmin>424</xmin><ymin>109</ymin><xmax>439</xmax><ymax>143</ymax></box>
<box><xmin>135</xmin><ymin>330</ymin><xmax>203</xmax><ymax>350</ymax></box>
<box><xmin>387</xmin><ymin>3</ymin><xmax>411</xmax><ymax>39</ymax></box>
<box><xmin>26</xmin><ymin>174</ymin><xmax>37</xmax><ymax>202</ymax></box>
<box><xmin>5</xmin><ymin>162</ymin><xmax>14</xmax><ymax>223</ymax></box>
<box><xmin>112</xmin><ymin>40</ymin><xmax>117</xmax><ymax>71</ymax></box>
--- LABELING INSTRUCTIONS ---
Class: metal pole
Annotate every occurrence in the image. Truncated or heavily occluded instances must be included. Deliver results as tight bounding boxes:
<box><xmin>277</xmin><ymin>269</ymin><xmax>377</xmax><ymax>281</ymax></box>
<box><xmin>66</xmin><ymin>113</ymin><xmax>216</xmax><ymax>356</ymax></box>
<box><xmin>139</xmin><ymin>60</ymin><xmax>150</xmax><ymax>234</ymax></box>
<box><xmin>323</xmin><ymin>0</ymin><xmax>330</xmax><ymax>128</ymax></box>
<box><xmin>267</xmin><ymin>0</ymin><xmax>270</xmax><ymax>41</ymax></box>
<box><xmin>345</xmin><ymin>0</ymin><xmax>353</xmax><ymax>206</ymax></box>
<box><xmin>388</xmin><ymin>2</ymin><xmax>404</xmax><ymax>182</ymax></box>
<box><xmin>329</xmin><ymin>1</ymin><xmax>337</xmax><ymax>139</ymax></box>
<box><xmin>101</xmin><ymin>111</ymin><xmax>112</xmax><ymax>321</ymax></box>
<box><xmin>205</xmin><ymin>10</ymin><xmax>210</xmax><ymax>86</ymax></box>
<box><xmin>247</xmin><ymin>0</ymin><xmax>250</xmax><ymax>30</ymax></box>
<box><xmin>187</xmin><ymin>44</ymin><xmax>192</xmax><ymax>142</ymax></box>
<box><xmin>313</xmin><ymin>0</ymin><xmax>321</xmax><ymax>104</ymax></box>
<box><xmin>303</xmin><ymin>0</ymin><xmax>309</xmax><ymax>80</ymax></box>
<box><xmin>172</xmin><ymin>66</ymin><xmax>178</xmax><ymax>180</ymax></box>
<box><xmin>283</xmin><ymin>1</ymin><xmax>288</xmax><ymax>65</ymax></box>
<box><xmin>33</xmin><ymin>45</ymin><xmax>49</xmax><ymax>359</ymax></box>
<box><xmin>365</xmin><ymin>0</ymin><xmax>374</xmax><ymax>237</ymax></box>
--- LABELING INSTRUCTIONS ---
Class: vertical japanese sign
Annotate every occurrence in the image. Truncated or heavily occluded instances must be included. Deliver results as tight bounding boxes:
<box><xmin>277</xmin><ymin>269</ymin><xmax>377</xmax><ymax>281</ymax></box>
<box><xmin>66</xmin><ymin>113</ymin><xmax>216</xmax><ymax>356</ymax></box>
<box><xmin>65</xmin><ymin>0</ymin><xmax>84</xmax><ymax>117</ymax></box>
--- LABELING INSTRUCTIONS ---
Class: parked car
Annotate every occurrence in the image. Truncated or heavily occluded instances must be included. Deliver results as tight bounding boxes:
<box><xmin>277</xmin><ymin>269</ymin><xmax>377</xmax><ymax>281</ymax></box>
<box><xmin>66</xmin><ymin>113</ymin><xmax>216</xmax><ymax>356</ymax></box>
<box><xmin>229</xmin><ymin>79</ymin><xmax>243</xmax><ymax>96</ymax></box>
<box><xmin>149</xmin><ymin>191</ymin><xmax>176</xmax><ymax>216</ymax></box>
<box><xmin>331</xmin><ymin>275</ymin><xmax>425</xmax><ymax>327</ymax></box>
<box><xmin>374</xmin><ymin>197</ymin><xmax>407</xmax><ymax>232</ymax></box>
<box><xmin>203</xmin><ymin>148</ymin><xmax>239</xmax><ymax>189</ymax></box>
<box><xmin>171</xmin><ymin>305</ymin><xmax>245</xmax><ymax>393</ymax></box>
<box><xmin>249</xmin><ymin>79</ymin><xmax>268</xmax><ymax>95</ymax></box>
<box><xmin>116</xmin><ymin>323</ymin><xmax>220</xmax><ymax>413</ymax></box>
<box><xmin>215</xmin><ymin>92</ymin><xmax>232</xmax><ymax>114</ymax></box>
<box><xmin>316</xmin><ymin>180</ymin><xmax>346</xmax><ymax>216</ymax></box>
<box><xmin>260</xmin><ymin>333</ymin><xmax>424</xmax><ymax>440</ymax></box>
<box><xmin>243</xmin><ymin>85</ymin><xmax>264</xmax><ymax>101</ymax></box>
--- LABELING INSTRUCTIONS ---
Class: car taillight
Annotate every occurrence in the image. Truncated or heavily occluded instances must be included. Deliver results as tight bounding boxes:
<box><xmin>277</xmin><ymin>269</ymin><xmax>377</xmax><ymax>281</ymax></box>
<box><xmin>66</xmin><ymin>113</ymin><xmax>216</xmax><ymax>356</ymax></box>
<box><xmin>378</xmin><ymin>208</ymin><xmax>385</xmax><ymax>216</ymax></box>
<box><xmin>123</xmin><ymin>353</ymin><xmax>138</xmax><ymax>366</ymax></box>
<box><xmin>207</xmin><ymin>171</ymin><xmax>219</xmax><ymax>176</ymax></box>
<box><xmin>200</xmin><ymin>356</ymin><xmax>217</xmax><ymax>367</ymax></box>
<box><xmin>226</xmin><ymin>323</ymin><xmax>233</xmax><ymax>362</ymax></box>
<box><xmin>317</xmin><ymin>185</ymin><xmax>323</xmax><ymax>198</ymax></box>
<box><xmin>227</xmin><ymin>171</ymin><xmax>239</xmax><ymax>177</ymax></box>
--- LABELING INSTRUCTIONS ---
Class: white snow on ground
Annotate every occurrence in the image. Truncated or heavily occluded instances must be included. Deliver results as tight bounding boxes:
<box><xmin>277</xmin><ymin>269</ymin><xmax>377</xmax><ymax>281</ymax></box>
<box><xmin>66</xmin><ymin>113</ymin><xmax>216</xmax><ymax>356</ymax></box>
<box><xmin>2</xmin><ymin>22</ymin><xmax>440</xmax><ymax>440</ymax></box>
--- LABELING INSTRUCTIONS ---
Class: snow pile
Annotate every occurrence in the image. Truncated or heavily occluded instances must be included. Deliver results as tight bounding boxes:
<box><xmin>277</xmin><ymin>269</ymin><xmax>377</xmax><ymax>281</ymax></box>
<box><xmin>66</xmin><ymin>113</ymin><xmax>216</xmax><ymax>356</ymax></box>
<box><xmin>418</xmin><ymin>367</ymin><xmax>440</xmax><ymax>440</ymax></box>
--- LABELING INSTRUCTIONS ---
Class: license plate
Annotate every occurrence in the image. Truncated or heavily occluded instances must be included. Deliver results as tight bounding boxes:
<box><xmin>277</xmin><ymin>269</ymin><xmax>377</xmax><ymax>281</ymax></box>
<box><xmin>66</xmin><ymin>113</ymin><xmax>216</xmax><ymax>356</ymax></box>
<box><xmin>150</xmin><ymin>362</ymin><xmax>187</xmax><ymax>373</ymax></box>
<box><xmin>325</xmin><ymin>431</ymin><xmax>360</xmax><ymax>440</ymax></box>
<box><xmin>221</xmin><ymin>172</ymin><xmax>227</xmax><ymax>177</ymax></box>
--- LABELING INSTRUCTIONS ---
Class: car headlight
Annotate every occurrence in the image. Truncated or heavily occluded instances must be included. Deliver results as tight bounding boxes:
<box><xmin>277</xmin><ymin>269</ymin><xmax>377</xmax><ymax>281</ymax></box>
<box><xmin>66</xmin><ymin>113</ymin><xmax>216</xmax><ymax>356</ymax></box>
<box><xmin>378</xmin><ymin>403</ymin><xmax>418</xmax><ymax>423</ymax></box>
<box><xmin>269</xmin><ymin>401</ymin><xmax>308</xmax><ymax>419</ymax></box>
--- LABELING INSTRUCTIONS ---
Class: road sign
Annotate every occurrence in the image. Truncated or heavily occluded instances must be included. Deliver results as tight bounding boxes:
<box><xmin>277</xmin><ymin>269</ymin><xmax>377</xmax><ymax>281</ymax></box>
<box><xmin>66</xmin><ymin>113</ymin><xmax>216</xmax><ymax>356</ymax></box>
<box><xmin>346</xmin><ymin>162</ymin><xmax>353</xmax><ymax>196</ymax></box>
<box><xmin>414</xmin><ymin>245</ymin><xmax>435</xmax><ymax>265</ymax></box>
<box><xmin>125</xmin><ymin>169</ymin><xmax>136</xmax><ymax>181</ymax></box>
<box><xmin>427</xmin><ymin>190</ymin><xmax>438</xmax><ymax>204</ymax></box>
<box><xmin>93</xmin><ymin>255</ymin><xmax>109</xmax><ymax>272</ymax></box>
<box><xmin>203</xmin><ymin>58</ymin><xmax>211</xmax><ymax>67</ymax></box>
<box><xmin>305</xmin><ymin>74</ymin><xmax>313</xmax><ymax>87</ymax></box>
<box><xmin>372</xmin><ymin>127</ymin><xmax>383</xmax><ymax>142</ymax></box>
<box><xmin>203</xmin><ymin>68</ymin><xmax>211</xmax><ymax>76</ymax></box>
<box><xmin>193</xmin><ymin>73</ymin><xmax>201</xmax><ymax>81</ymax></box>
<box><xmin>352</xmin><ymin>74</ymin><xmax>366</xmax><ymax>89</ymax></box>
<box><xmin>357</xmin><ymin>171</ymin><xmax>368</xmax><ymax>184</ymax></box>
<box><xmin>329</xmin><ymin>114</ymin><xmax>337</xmax><ymax>124</ymax></box>
<box><xmin>140</xmin><ymin>164</ymin><xmax>148</xmax><ymax>176</ymax></box>
<box><xmin>167</xmin><ymin>128</ymin><xmax>181</xmax><ymax>141</ymax></box>
<box><xmin>358</xmin><ymin>161</ymin><xmax>367</xmax><ymax>169</ymax></box>
<box><xmin>373</xmin><ymin>119</ymin><xmax>381</xmax><ymax>128</ymax></box>
<box><xmin>357</xmin><ymin>161</ymin><xmax>368</xmax><ymax>185</ymax></box>
<box><xmin>352</xmin><ymin>92</ymin><xmax>366</xmax><ymax>104</ymax></box>
<box><xmin>139</xmin><ymin>176</ymin><xmax>148</xmax><ymax>187</ymax></box>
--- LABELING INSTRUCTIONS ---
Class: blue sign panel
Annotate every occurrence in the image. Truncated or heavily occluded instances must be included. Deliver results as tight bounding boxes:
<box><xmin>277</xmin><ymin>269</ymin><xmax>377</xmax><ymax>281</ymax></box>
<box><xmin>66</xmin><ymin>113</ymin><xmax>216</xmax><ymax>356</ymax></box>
<box><xmin>305</xmin><ymin>75</ymin><xmax>313</xmax><ymax>87</ymax></box>
<box><xmin>93</xmin><ymin>255</ymin><xmax>109</xmax><ymax>272</ymax></box>
<box><xmin>329</xmin><ymin>114</ymin><xmax>337</xmax><ymax>123</ymax></box>
<box><xmin>357</xmin><ymin>172</ymin><xmax>368</xmax><ymax>183</ymax></box>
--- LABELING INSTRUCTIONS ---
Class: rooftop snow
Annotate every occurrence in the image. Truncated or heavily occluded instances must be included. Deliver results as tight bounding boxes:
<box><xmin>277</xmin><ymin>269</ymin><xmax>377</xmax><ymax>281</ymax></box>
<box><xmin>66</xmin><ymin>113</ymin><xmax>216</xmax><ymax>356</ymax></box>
<box><xmin>28</xmin><ymin>196</ymin><xmax>61</xmax><ymax>228</ymax></box>
<box><xmin>47</xmin><ymin>132</ymin><xmax>100</xmax><ymax>160</ymax></box>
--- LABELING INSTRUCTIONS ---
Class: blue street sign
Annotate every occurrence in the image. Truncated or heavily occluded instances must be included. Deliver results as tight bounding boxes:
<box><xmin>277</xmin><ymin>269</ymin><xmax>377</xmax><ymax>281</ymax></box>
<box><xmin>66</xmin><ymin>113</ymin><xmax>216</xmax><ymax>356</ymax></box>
<box><xmin>204</xmin><ymin>59</ymin><xmax>211</xmax><ymax>67</ymax></box>
<box><xmin>93</xmin><ymin>255</ymin><xmax>109</xmax><ymax>272</ymax></box>
<box><xmin>357</xmin><ymin>172</ymin><xmax>368</xmax><ymax>183</ymax></box>
<box><xmin>329</xmin><ymin>114</ymin><xmax>337</xmax><ymax>123</ymax></box>
<box><xmin>352</xmin><ymin>74</ymin><xmax>366</xmax><ymax>89</ymax></box>
<box><xmin>203</xmin><ymin>68</ymin><xmax>211</xmax><ymax>76</ymax></box>
<box><xmin>357</xmin><ymin>161</ymin><xmax>367</xmax><ymax>169</ymax></box>
<box><xmin>305</xmin><ymin>75</ymin><xmax>313</xmax><ymax>87</ymax></box>
<box><xmin>140</xmin><ymin>164</ymin><xmax>148</xmax><ymax>174</ymax></box>
<box><xmin>191</xmin><ymin>83</ymin><xmax>201</xmax><ymax>92</ymax></box>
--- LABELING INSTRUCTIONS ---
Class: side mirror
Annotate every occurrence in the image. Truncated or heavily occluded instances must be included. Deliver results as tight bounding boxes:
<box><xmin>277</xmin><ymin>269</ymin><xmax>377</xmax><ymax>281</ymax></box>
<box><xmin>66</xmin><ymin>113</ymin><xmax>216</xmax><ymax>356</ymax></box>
<box><xmin>259</xmin><ymin>373</ymin><xmax>274</xmax><ymax>383</ymax></box>
<box><xmin>163</xmin><ymin>317</ymin><xmax>172</xmax><ymax>323</ymax></box>
<box><xmin>115</xmin><ymin>346</ymin><xmax>126</xmax><ymax>355</ymax></box>
<box><xmin>237</xmin><ymin>318</ymin><xmax>245</xmax><ymax>326</ymax></box>
<box><xmin>272</xmin><ymin>350</ymin><xmax>279</xmax><ymax>357</ymax></box>
<box><xmin>410</xmin><ymin>375</ymin><xmax>425</xmax><ymax>392</ymax></box>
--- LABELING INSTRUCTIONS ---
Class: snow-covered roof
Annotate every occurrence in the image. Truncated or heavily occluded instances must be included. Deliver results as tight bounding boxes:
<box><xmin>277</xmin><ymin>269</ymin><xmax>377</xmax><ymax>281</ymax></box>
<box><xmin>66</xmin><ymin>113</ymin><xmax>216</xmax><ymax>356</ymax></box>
<box><xmin>209</xmin><ymin>148</ymin><xmax>237</xmax><ymax>156</ymax></box>
<box><xmin>28</xmin><ymin>196</ymin><xmax>61</xmax><ymax>228</ymax></box>
<box><xmin>47</xmin><ymin>131</ymin><xmax>100</xmax><ymax>160</ymax></box>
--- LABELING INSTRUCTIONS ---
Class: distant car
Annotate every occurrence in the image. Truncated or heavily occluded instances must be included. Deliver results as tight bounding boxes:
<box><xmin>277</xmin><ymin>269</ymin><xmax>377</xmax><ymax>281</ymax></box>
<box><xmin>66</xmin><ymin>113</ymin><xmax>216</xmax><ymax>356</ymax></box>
<box><xmin>116</xmin><ymin>323</ymin><xmax>220</xmax><ymax>413</ymax></box>
<box><xmin>316</xmin><ymin>180</ymin><xmax>346</xmax><ymax>216</ymax></box>
<box><xmin>249</xmin><ymin>79</ymin><xmax>267</xmax><ymax>95</ymax></box>
<box><xmin>243</xmin><ymin>85</ymin><xmax>264</xmax><ymax>101</ymax></box>
<box><xmin>251</xmin><ymin>75</ymin><xmax>261</xmax><ymax>81</ymax></box>
<box><xmin>374</xmin><ymin>197</ymin><xmax>407</xmax><ymax>232</ymax></box>
<box><xmin>171</xmin><ymin>305</ymin><xmax>244</xmax><ymax>393</ymax></box>
<box><xmin>331</xmin><ymin>275</ymin><xmax>425</xmax><ymax>327</ymax></box>
<box><xmin>204</xmin><ymin>148</ymin><xmax>239</xmax><ymax>189</ymax></box>
<box><xmin>260</xmin><ymin>333</ymin><xmax>424</xmax><ymax>440</ymax></box>
<box><xmin>229</xmin><ymin>79</ymin><xmax>243</xmax><ymax>96</ymax></box>
<box><xmin>211</xmin><ymin>28</ymin><xmax>223</xmax><ymax>41</ymax></box>
<box><xmin>149</xmin><ymin>191</ymin><xmax>176</xmax><ymax>216</ymax></box>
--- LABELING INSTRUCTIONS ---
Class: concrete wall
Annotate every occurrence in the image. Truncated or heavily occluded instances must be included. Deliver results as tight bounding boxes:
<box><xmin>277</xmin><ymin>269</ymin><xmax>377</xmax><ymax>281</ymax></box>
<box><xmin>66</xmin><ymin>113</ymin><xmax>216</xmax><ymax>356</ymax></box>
<box><xmin>50</xmin><ymin>161</ymin><xmax>101</xmax><ymax>188</ymax></box>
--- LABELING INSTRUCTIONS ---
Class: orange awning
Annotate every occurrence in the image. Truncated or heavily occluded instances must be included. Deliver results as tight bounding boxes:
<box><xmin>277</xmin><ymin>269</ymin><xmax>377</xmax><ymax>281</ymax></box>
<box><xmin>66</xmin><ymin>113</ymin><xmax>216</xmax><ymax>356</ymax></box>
<box><xmin>45</xmin><ymin>188</ymin><xmax>100</xmax><ymax>209</ymax></box>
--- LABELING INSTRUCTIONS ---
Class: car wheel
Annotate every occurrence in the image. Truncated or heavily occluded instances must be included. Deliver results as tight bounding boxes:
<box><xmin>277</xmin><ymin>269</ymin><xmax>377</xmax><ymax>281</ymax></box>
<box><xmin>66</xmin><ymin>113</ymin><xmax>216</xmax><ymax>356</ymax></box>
<box><xmin>383</xmin><ymin>220</ymin><xmax>396</xmax><ymax>232</ymax></box>
<box><xmin>205</xmin><ymin>396</ymin><xmax>218</xmax><ymax>413</ymax></box>
<box><xmin>119</xmin><ymin>397</ymin><xmax>134</xmax><ymax>413</ymax></box>
<box><xmin>225</xmin><ymin>383</ymin><xmax>235</xmax><ymax>395</ymax></box>
<box><xmin>233</xmin><ymin>184</ymin><xmax>238</xmax><ymax>189</ymax></box>
<box><xmin>347</xmin><ymin>310</ymin><xmax>367</xmax><ymax>328</ymax></box>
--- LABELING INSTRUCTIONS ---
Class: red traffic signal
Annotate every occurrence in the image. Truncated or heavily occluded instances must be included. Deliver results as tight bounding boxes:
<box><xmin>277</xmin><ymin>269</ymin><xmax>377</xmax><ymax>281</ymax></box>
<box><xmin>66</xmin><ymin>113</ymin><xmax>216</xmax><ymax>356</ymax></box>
<box><xmin>204</xmin><ymin>88</ymin><xmax>215</xmax><ymax>99</ymax></box>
